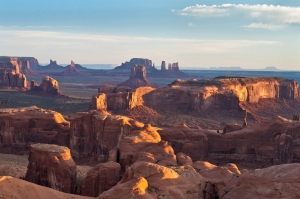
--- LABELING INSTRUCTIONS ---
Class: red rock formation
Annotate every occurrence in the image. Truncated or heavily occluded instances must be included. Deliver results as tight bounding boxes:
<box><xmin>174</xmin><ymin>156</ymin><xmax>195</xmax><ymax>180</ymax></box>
<box><xmin>99</xmin><ymin>161</ymin><xmax>206</xmax><ymax>199</ymax></box>
<box><xmin>0</xmin><ymin>57</ymin><xmax>27</xmax><ymax>89</ymax></box>
<box><xmin>118</xmin><ymin>65</ymin><xmax>156</xmax><ymax>89</ymax></box>
<box><xmin>69</xmin><ymin>111</ymin><xmax>144</xmax><ymax>163</ymax></box>
<box><xmin>0</xmin><ymin>106</ymin><xmax>70</xmax><ymax>152</ymax></box>
<box><xmin>89</xmin><ymin>93</ymin><xmax>107</xmax><ymax>110</ymax></box>
<box><xmin>81</xmin><ymin>161</ymin><xmax>121</xmax><ymax>196</ymax></box>
<box><xmin>114</xmin><ymin>58</ymin><xmax>156</xmax><ymax>72</ymax></box>
<box><xmin>30</xmin><ymin>76</ymin><xmax>60</xmax><ymax>96</ymax></box>
<box><xmin>222</xmin><ymin>123</ymin><xmax>243</xmax><ymax>134</ymax></box>
<box><xmin>119</xmin><ymin>124</ymin><xmax>177</xmax><ymax>171</ymax></box>
<box><xmin>61</xmin><ymin>60</ymin><xmax>83</xmax><ymax>76</ymax></box>
<box><xmin>25</xmin><ymin>144</ymin><xmax>77</xmax><ymax>193</ymax></box>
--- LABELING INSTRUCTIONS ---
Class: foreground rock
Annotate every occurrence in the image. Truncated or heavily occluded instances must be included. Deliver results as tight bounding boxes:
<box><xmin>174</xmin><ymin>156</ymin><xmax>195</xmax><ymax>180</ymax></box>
<box><xmin>119</xmin><ymin>124</ymin><xmax>177</xmax><ymax>171</ymax></box>
<box><xmin>99</xmin><ymin>161</ymin><xmax>206</xmax><ymax>199</ymax></box>
<box><xmin>0</xmin><ymin>176</ymin><xmax>90</xmax><ymax>199</ymax></box>
<box><xmin>0</xmin><ymin>106</ymin><xmax>70</xmax><ymax>153</ymax></box>
<box><xmin>118</xmin><ymin>65</ymin><xmax>156</xmax><ymax>89</ymax></box>
<box><xmin>30</xmin><ymin>76</ymin><xmax>60</xmax><ymax>96</ymax></box>
<box><xmin>25</xmin><ymin>144</ymin><xmax>77</xmax><ymax>193</ymax></box>
<box><xmin>81</xmin><ymin>161</ymin><xmax>121</xmax><ymax>196</ymax></box>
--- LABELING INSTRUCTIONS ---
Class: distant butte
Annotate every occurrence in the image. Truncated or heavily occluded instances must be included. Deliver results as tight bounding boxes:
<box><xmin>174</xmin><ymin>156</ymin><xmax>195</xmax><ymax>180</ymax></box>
<box><xmin>61</xmin><ymin>60</ymin><xmax>84</xmax><ymax>76</ymax></box>
<box><xmin>118</xmin><ymin>64</ymin><xmax>156</xmax><ymax>89</ymax></box>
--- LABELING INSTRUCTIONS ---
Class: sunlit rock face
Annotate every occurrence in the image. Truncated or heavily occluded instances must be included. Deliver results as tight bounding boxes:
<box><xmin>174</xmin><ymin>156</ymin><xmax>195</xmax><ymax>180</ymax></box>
<box><xmin>69</xmin><ymin>111</ymin><xmax>144</xmax><ymax>163</ymax></box>
<box><xmin>0</xmin><ymin>57</ymin><xmax>27</xmax><ymax>89</ymax></box>
<box><xmin>30</xmin><ymin>76</ymin><xmax>60</xmax><ymax>95</ymax></box>
<box><xmin>0</xmin><ymin>106</ymin><xmax>70</xmax><ymax>152</ymax></box>
<box><xmin>25</xmin><ymin>144</ymin><xmax>77</xmax><ymax>193</ymax></box>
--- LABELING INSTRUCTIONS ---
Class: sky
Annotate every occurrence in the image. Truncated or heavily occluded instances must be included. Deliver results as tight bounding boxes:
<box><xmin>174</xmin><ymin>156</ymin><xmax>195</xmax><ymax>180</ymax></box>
<box><xmin>0</xmin><ymin>0</ymin><xmax>299</xmax><ymax>69</ymax></box>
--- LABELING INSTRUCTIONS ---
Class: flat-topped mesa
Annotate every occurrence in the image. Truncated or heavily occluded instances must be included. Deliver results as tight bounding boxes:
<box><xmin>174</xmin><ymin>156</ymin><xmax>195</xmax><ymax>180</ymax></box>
<box><xmin>117</xmin><ymin>65</ymin><xmax>156</xmax><ymax>89</ymax></box>
<box><xmin>25</xmin><ymin>144</ymin><xmax>77</xmax><ymax>193</ymax></box>
<box><xmin>0</xmin><ymin>106</ymin><xmax>70</xmax><ymax>151</ymax></box>
<box><xmin>114</xmin><ymin>58</ymin><xmax>157</xmax><ymax>71</ymax></box>
<box><xmin>30</xmin><ymin>76</ymin><xmax>60</xmax><ymax>96</ymax></box>
<box><xmin>170</xmin><ymin>76</ymin><xmax>299</xmax><ymax>103</ymax></box>
<box><xmin>0</xmin><ymin>56</ymin><xmax>38</xmax><ymax>75</ymax></box>
<box><xmin>0</xmin><ymin>58</ymin><xmax>27</xmax><ymax>89</ymax></box>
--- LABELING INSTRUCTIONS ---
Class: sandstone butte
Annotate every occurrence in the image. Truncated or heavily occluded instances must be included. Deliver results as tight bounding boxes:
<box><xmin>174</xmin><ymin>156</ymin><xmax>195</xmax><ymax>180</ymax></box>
<box><xmin>118</xmin><ymin>64</ymin><xmax>156</xmax><ymax>89</ymax></box>
<box><xmin>30</xmin><ymin>76</ymin><xmax>61</xmax><ymax>96</ymax></box>
<box><xmin>61</xmin><ymin>60</ymin><xmax>84</xmax><ymax>76</ymax></box>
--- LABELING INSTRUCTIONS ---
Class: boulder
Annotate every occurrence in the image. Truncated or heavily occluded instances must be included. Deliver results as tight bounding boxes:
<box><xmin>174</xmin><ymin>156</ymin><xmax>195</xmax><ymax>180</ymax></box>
<box><xmin>25</xmin><ymin>144</ymin><xmax>77</xmax><ymax>193</ymax></box>
<box><xmin>81</xmin><ymin>161</ymin><xmax>121</xmax><ymax>196</ymax></box>
<box><xmin>176</xmin><ymin>152</ymin><xmax>193</xmax><ymax>166</ymax></box>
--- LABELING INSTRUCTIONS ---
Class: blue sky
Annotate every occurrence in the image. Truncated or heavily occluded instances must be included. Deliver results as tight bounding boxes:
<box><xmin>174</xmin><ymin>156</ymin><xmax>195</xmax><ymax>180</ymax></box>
<box><xmin>0</xmin><ymin>0</ymin><xmax>299</xmax><ymax>69</ymax></box>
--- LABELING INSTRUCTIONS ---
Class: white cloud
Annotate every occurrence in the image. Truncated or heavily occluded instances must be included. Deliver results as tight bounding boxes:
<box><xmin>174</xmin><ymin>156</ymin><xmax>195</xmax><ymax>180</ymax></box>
<box><xmin>173</xmin><ymin>4</ymin><xmax>300</xmax><ymax>24</ymax></box>
<box><xmin>242</xmin><ymin>23</ymin><xmax>284</xmax><ymax>30</ymax></box>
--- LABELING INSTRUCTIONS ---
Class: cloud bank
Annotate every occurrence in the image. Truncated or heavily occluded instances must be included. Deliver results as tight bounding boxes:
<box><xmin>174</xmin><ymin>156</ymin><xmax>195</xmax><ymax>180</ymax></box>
<box><xmin>173</xmin><ymin>4</ymin><xmax>300</xmax><ymax>27</ymax></box>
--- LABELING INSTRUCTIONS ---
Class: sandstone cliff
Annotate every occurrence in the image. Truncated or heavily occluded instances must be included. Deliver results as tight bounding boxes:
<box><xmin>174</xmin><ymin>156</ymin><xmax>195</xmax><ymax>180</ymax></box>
<box><xmin>0</xmin><ymin>106</ymin><xmax>70</xmax><ymax>152</ymax></box>
<box><xmin>69</xmin><ymin>111</ymin><xmax>144</xmax><ymax>163</ymax></box>
<box><xmin>118</xmin><ymin>65</ymin><xmax>156</xmax><ymax>89</ymax></box>
<box><xmin>0</xmin><ymin>56</ymin><xmax>38</xmax><ymax>75</ymax></box>
<box><xmin>0</xmin><ymin>57</ymin><xmax>27</xmax><ymax>89</ymax></box>
<box><xmin>25</xmin><ymin>144</ymin><xmax>77</xmax><ymax>193</ymax></box>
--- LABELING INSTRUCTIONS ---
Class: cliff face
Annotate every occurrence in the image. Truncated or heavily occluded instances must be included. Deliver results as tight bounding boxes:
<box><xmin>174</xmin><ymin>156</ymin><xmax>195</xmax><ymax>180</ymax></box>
<box><xmin>0</xmin><ymin>57</ymin><xmax>27</xmax><ymax>89</ymax></box>
<box><xmin>0</xmin><ymin>56</ymin><xmax>39</xmax><ymax>75</ymax></box>
<box><xmin>0</xmin><ymin>106</ymin><xmax>70</xmax><ymax>152</ymax></box>
<box><xmin>69</xmin><ymin>111</ymin><xmax>144</xmax><ymax>163</ymax></box>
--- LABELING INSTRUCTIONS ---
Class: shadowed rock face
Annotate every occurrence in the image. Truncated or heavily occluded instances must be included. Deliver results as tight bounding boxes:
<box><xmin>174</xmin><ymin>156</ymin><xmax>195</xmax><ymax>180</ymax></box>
<box><xmin>81</xmin><ymin>161</ymin><xmax>121</xmax><ymax>196</ymax></box>
<box><xmin>25</xmin><ymin>144</ymin><xmax>77</xmax><ymax>193</ymax></box>
<box><xmin>69</xmin><ymin>111</ymin><xmax>144</xmax><ymax>163</ymax></box>
<box><xmin>114</xmin><ymin>58</ymin><xmax>156</xmax><ymax>71</ymax></box>
<box><xmin>118</xmin><ymin>65</ymin><xmax>156</xmax><ymax>89</ymax></box>
<box><xmin>0</xmin><ymin>106</ymin><xmax>70</xmax><ymax>152</ymax></box>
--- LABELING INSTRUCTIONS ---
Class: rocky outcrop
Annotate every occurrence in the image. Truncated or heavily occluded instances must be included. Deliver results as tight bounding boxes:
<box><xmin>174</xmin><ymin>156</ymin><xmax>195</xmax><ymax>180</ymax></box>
<box><xmin>69</xmin><ymin>111</ymin><xmax>144</xmax><ymax>163</ymax></box>
<box><xmin>118</xmin><ymin>65</ymin><xmax>156</xmax><ymax>89</ymax></box>
<box><xmin>89</xmin><ymin>93</ymin><xmax>107</xmax><ymax>110</ymax></box>
<box><xmin>81</xmin><ymin>161</ymin><xmax>121</xmax><ymax>196</ymax></box>
<box><xmin>0</xmin><ymin>106</ymin><xmax>70</xmax><ymax>152</ymax></box>
<box><xmin>222</xmin><ymin>163</ymin><xmax>300</xmax><ymax>199</ymax></box>
<box><xmin>0</xmin><ymin>176</ymin><xmax>90</xmax><ymax>199</ymax></box>
<box><xmin>99</xmin><ymin>161</ymin><xmax>206</xmax><ymax>199</ymax></box>
<box><xmin>0</xmin><ymin>57</ymin><xmax>27</xmax><ymax>89</ymax></box>
<box><xmin>30</xmin><ymin>76</ymin><xmax>60</xmax><ymax>96</ymax></box>
<box><xmin>95</xmin><ymin>85</ymin><xmax>155</xmax><ymax>111</ymax></box>
<box><xmin>222</xmin><ymin>123</ymin><xmax>243</xmax><ymax>134</ymax></box>
<box><xmin>119</xmin><ymin>124</ymin><xmax>177</xmax><ymax>171</ymax></box>
<box><xmin>25</xmin><ymin>144</ymin><xmax>77</xmax><ymax>193</ymax></box>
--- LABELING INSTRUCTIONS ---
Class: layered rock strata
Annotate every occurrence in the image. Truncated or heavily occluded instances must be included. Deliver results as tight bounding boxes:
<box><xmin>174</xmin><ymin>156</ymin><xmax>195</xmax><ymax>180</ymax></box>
<box><xmin>0</xmin><ymin>57</ymin><xmax>27</xmax><ymax>89</ymax></box>
<box><xmin>69</xmin><ymin>111</ymin><xmax>144</xmax><ymax>163</ymax></box>
<box><xmin>0</xmin><ymin>106</ymin><xmax>70</xmax><ymax>151</ymax></box>
<box><xmin>25</xmin><ymin>144</ymin><xmax>77</xmax><ymax>193</ymax></box>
